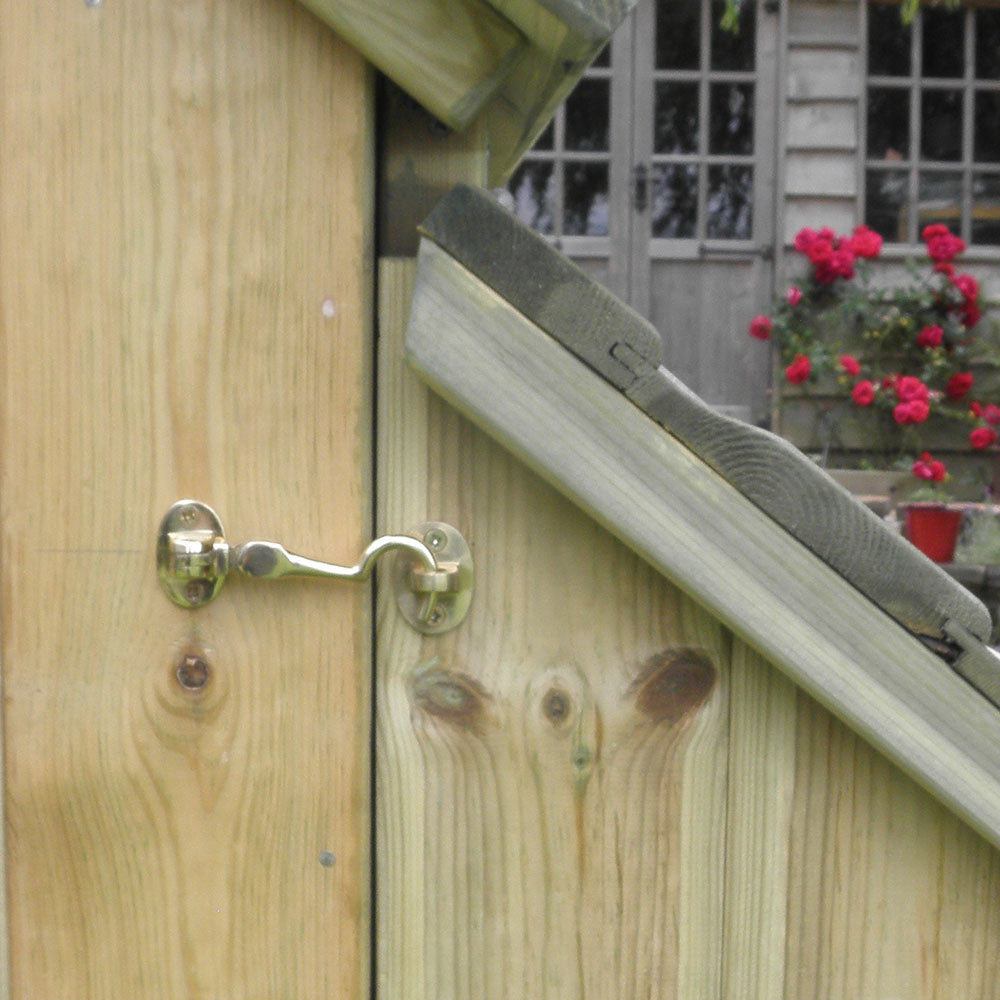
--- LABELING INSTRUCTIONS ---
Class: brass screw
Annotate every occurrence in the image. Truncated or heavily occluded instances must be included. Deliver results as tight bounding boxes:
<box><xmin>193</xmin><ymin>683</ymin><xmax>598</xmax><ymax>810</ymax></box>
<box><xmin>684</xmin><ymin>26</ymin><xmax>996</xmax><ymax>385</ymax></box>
<box><xmin>177</xmin><ymin>654</ymin><xmax>210</xmax><ymax>691</ymax></box>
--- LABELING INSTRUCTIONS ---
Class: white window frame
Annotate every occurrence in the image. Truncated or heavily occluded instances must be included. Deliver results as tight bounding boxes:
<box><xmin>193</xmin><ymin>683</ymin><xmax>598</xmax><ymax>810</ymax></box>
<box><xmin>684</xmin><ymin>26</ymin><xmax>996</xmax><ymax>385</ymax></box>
<box><xmin>862</xmin><ymin>0</ymin><xmax>1000</xmax><ymax>252</ymax></box>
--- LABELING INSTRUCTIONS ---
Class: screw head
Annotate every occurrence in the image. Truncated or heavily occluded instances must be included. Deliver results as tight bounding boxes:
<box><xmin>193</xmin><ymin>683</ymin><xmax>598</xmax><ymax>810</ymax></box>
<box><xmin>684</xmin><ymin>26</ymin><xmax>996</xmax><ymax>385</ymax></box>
<box><xmin>425</xmin><ymin>528</ymin><xmax>447</xmax><ymax>551</ymax></box>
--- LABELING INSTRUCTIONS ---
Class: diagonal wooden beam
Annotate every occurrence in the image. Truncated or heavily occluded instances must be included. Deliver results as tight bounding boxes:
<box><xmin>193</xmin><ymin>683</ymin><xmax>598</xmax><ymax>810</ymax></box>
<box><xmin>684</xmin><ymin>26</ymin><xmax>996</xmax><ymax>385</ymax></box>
<box><xmin>404</xmin><ymin>229</ymin><xmax>1000</xmax><ymax>849</ymax></box>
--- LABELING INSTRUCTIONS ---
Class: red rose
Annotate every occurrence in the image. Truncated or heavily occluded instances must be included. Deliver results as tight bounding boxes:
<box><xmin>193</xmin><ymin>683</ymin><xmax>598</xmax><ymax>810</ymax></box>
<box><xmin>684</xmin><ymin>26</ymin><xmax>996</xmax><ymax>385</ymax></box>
<box><xmin>926</xmin><ymin>231</ymin><xmax>966</xmax><ymax>263</ymax></box>
<box><xmin>784</xmin><ymin>354</ymin><xmax>812</xmax><ymax>384</ymax></box>
<box><xmin>946</xmin><ymin>372</ymin><xmax>974</xmax><ymax>399</ymax></box>
<box><xmin>922</xmin><ymin>223</ymin><xmax>950</xmax><ymax>241</ymax></box>
<box><xmin>805</xmin><ymin>236</ymin><xmax>834</xmax><ymax>264</ymax></box>
<box><xmin>852</xmin><ymin>380</ymin><xmax>876</xmax><ymax>406</ymax></box>
<box><xmin>916</xmin><ymin>324</ymin><xmax>943</xmax><ymax>348</ymax></box>
<box><xmin>896</xmin><ymin>375</ymin><xmax>929</xmax><ymax>402</ymax></box>
<box><xmin>833</xmin><ymin>246</ymin><xmax>856</xmax><ymax>279</ymax></box>
<box><xmin>912</xmin><ymin>452</ymin><xmax>948</xmax><ymax>482</ymax></box>
<box><xmin>971</xmin><ymin>401</ymin><xmax>984</xmax><ymax>418</ymax></box>
<box><xmin>786</xmin><ymin>286</ymin><xmax>802</xmax><ymax>306</ymax></box>
<box><xmin>893</xmin><ymin>399</ymin><xmax>930</xmax><ymax>425</ymax></box>
<box><xmin>748</xmin><ymin>314</ymin><xmax>772</xmax><ymax>340</ymax></box>
<box><xmin>952</xmin><ymin>273</ymin><xmax>979</xmax><ymax>303</ymax></box>
<box><xmin>849</xmin><ymin>224</ymin><xmax>883</xmax><ymax>259</ymax></box>
<box><xmin>794</xmin><ymin>227</ymin><xmax>818</xmax><ymax>253</ymax></box>
<box><xmin>961</xmin><ymin>302</ymin><xmax>982</xmax><ymax>329</ymax></box>
<box><xmin>839</xmin><ymin>354</ymin><xmax>861</xmax><ymax>376</ymax></box>
<box><xmin>985</xmin><ymin>404</ymin><xmax>1000</xmax><ymax>425</ymax></box>
<box><xmin>970</xmin><ymin>426</ymin><xmax>998</xmax><ymax>450</ymax></box>
<box><xmin>935</xmin><ymin>261</ymin><xmax>956</xmax><ymax>276</ymax></box>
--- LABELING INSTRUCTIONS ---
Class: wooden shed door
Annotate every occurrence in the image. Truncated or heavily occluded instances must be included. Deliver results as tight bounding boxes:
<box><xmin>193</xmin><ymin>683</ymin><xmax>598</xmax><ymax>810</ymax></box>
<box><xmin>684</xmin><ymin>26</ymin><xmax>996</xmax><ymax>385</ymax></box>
<box><xmin>0</xmin><ymin>2</ymin><xmax>372</xmax><ymax>996</ymax></box>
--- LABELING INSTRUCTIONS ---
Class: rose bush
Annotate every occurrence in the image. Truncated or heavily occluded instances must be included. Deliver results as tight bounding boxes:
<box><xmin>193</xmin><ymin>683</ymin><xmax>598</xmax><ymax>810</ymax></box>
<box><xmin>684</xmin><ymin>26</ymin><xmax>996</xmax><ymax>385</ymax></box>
<box><xmin>749</xmin><ymin>222</ymin><xmax>1000</xmax><ymax>475</ymax></box>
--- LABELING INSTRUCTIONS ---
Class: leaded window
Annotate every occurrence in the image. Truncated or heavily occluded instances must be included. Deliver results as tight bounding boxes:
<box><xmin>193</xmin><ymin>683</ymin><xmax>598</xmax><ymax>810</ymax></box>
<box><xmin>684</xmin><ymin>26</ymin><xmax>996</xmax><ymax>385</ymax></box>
<box><xmin>864</xmin><ymin>1</ymin><xmax>1000</xmax><ymax>246</ymax></box>
<box><xmin>505</xmin><ymin>45</ymin><xmax>612</xmax><ymax>238</ymax></box>
<box><xmin>650</xmin><ymin>0</ymin><xmax>757</xmax><ymax>241</ymax></box>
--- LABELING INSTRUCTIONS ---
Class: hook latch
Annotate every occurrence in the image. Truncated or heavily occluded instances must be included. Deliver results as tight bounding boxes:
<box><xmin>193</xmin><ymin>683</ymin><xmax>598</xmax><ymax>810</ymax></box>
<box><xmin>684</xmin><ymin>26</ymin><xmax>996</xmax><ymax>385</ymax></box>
<box><xmin>156</xmin><ymin>500</ymin><xmax>473</xmax><ymax>634</ymax></box>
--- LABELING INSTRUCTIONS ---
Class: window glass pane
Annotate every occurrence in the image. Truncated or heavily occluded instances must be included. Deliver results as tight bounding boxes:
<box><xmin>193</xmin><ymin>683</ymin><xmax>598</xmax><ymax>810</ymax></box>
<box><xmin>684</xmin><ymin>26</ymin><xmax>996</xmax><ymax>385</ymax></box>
<box><xmin>651</xmin><ymin>163</ymin><xmax>698</xmax><ymax>237</ymax></box>
<box><xmin>564</xmin><ymin>162</ymin><xmax>609</xmax><ymax>235</ymax></box>
<box><xmin>657</xmin><ymin>0</ymin><xmax>700</xmax><ymax>69</ymax></box>
<box><xmin>918</xmin><ymin>170</ymin><xmax>963</xmax><ymax>234</ymax></box>
<box><xmin>706</xmin><ymin>164</ymin><xmax>753</xmax><ymax>239</ymax></box>
<box><xmin>592</xmin><ymin>43</ymin><xmax>610</xmax><ymax>69</ymax></box>
<box><xmin>921</xmin><ymin>7</ymin><xmax>964</xmax><ymax>79</ymax></box>
<box><xmin>975</xmin><ymin>91</ymin><xmax>1000</xmax><ymax>162</ymax></box>
<box><xmin>972</xmin><ymin>174</ymin><xmax>1000</xmax><ymax>243</ymax></box>
<box><xmin>867</xmin><ymin>87</ymin><xmax>910</xmax><ymax>159</ymax></box>
<box><xmin>654</xmin><ymin>82</ymin><xmax>700</xmax><ymax>154</ymax></box>
<box><xmin>565</xmin><ymin>79</ymin><xmax>610</xmax><ymax>151</ymax></box>
<box><xmin>533</xmin><ymin>119</ymin><xmax>555</xmax><ymax>151</ymax></box>
<box><xmin>865</xmin><ymin>168</ymin><xmax>908</xmax><ymax>241</ymax></box>
<box><xmin>868</xmin><ymin>2</ymin><xmax>911</xmax><ymax>77</ymax></box>
<box><xmin>709</xmin><ymin>83</ymin><xmax>754</xmax><ymax>155</ymax></box>
<box><xmin>976</xmin><ymin>8</ymin><xmax>1000</xmax><ymax>80</ymax></box>
<box><xmin>921</xmin><ymin>89</ymin><xmax>963</xmax><ymax>160</ymax></box>
<box><xmin>711</xmin><ymin>0</ymin><xmax>754</xmax><ymax>71</ymax></box>
<box><xmin>507</xmin><ymin>161</ymin><xmax>555</xmax><ymax>235</ymax></box>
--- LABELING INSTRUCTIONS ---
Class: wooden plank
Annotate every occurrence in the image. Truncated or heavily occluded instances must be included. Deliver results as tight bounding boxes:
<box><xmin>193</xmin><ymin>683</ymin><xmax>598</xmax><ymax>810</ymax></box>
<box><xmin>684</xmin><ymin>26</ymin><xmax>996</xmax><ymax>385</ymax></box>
<box><xmin>787</xmin><ymin>47</ymin><xmax>860</xmax><ymax>101</ymax></box>
<box><xmin>646</xmin><ymin>258</ymin><xmax>770</xmax><ymax>419</ymax></box>
<box><xmin>721</xmin><ymin>641</ymin><xmax>796</xmax><ymax>1000</ymax></box>
<box><xmin>405</xmin><ymin>238</ymin><xmax>1000</xmax><ymax>849</ymax></box>
<box><xmin>786</xmin><ymin>102</ymin><xmax>858</xmax><ymax>151</ymax></box>
<box><xmin>788</xmin><ymin>0</ymin><xmax>861</xmax><ymax>40</ymax></box>
<box><xmin>785</xmin><ymin>693</ymin><xmax>1000</xmax><ymax>999</ymax></box>
<box><xmin>300</xmin><ymin>0</ymin><xmax>526</xmax><ymax>131</ymax></box>
<box><xmin>497</xmin><ymin>0</ymin><xmax>636</xmax><ymax>40</ymax></box>
<box><xmin>376</xmin><ymin>259</ymin><xmax>730</xmax><ymax>999</ymax></box>
<box><xmin>786</xmin><ymin>150</ymin><xmax>858</xmax><ymax>196</ymax></box>
<box><xmin>0</xmin><ymin>2</ymin><xmax>372</xmax><ymax>995</ymax></box>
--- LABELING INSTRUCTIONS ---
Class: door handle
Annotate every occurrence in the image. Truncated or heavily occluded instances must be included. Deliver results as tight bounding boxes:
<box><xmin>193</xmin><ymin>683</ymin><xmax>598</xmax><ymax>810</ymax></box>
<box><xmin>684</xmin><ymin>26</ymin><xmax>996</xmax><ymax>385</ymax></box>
<box><xmin>155</xmin><ymin>500</ymin><xmax>473</xmax><ymax>634</ymax></box>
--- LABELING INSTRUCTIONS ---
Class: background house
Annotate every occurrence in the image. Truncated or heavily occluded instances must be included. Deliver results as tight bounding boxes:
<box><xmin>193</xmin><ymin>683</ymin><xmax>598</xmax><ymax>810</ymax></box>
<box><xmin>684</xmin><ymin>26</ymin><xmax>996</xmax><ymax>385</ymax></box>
<box><xmin>505</xmin><ymin>0</ymin><xmax>1000</xmax><ymax>425</ymax></box>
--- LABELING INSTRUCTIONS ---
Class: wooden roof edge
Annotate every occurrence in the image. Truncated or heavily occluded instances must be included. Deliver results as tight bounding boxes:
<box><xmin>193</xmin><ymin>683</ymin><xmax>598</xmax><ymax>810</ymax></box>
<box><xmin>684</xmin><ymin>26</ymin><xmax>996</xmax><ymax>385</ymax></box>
<box><xmin>512</xmin><ymin>0</ymin><xmax>636</xmax><ymax>39</ymax></box>
<box><xmin>299</xmin><ymin>2</ymin><xmax>637</xmax><ymax>182</ymax></box>
<box><xmin>405</xmin><ymin>234</ymin><xmax>1000</xmax><ymax>850</ymax></box>
<box><xmin>420</xmin><ymin>185</ymin><xmax>995</xmax><ymax>651</ymax></box>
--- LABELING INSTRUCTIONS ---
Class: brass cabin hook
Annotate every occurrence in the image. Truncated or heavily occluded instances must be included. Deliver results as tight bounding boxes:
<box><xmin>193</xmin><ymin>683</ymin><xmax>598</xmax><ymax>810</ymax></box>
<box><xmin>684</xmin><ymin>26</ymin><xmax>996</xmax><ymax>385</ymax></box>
<box><xmin>155</xmin><ymin>500</ymin><xmax>473</xmax><ymax>634</ymax></box>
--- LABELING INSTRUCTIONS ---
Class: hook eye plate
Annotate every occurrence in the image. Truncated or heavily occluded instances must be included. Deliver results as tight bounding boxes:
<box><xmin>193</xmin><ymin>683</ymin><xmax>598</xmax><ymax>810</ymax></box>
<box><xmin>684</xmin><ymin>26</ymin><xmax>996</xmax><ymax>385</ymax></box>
<box><xmin>156</xmin><ymin>500</ymin><xmax>231</xmax><ymax>608</ymax></box>
<box><xmin>393</xmin><ymin>522</ymin><xmax>474</xmax><ymax>635</ymax></box>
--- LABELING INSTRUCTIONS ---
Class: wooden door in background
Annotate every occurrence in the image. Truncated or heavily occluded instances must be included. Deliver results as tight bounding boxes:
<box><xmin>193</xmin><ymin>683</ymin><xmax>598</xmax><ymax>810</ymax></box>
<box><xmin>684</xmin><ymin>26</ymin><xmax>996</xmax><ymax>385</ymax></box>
<box><xmin>0</xmin><ymin>1</ymin><xmax>372</xmax><ymax>996</ymax></box>
<box><xmin>506</xmin><ymin>0</ymin><xmax>778</xmax><ymax>423</ymax></box>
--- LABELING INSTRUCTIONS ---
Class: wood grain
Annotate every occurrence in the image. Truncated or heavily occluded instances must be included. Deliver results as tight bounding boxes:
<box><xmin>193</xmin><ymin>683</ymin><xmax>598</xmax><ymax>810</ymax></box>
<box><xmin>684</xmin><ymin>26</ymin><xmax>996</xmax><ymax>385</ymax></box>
<box><xmin>299</xmin><ymin>0</ymin><xmax>526</xmax><ymax>130</ymax></box>
<box><xmin>376</xmin><ymin>259</ymin><xmax>730</xmax><ymax>999</ymax></box>
<box><xmin>721</xmin><ymin>640</ymin><xmax>797</xmax><ymax>1000</ymax></box>
<box><xmin>405</xmin><ymin>238</ymin><xmax>1000</xmax><ymax>849</ymax></box>
<box><xmin>786</xmin><ymin>693</ymin><xmax>1000</xmax><ymax>1000</ymax></box>
<box><xmin>0</xmin><ymin>1</ymin><xmax>372</xmax><ymax>995</ymax></box>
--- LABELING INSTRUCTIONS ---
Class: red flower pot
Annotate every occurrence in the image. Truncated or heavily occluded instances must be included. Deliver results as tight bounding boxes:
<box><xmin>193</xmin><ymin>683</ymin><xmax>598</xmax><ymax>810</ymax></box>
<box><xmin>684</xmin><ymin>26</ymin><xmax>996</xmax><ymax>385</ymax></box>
<box><xmin>903</xmin><ymin>503</ymin><xmax>964</xmax><ymax>562</ymax></box>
